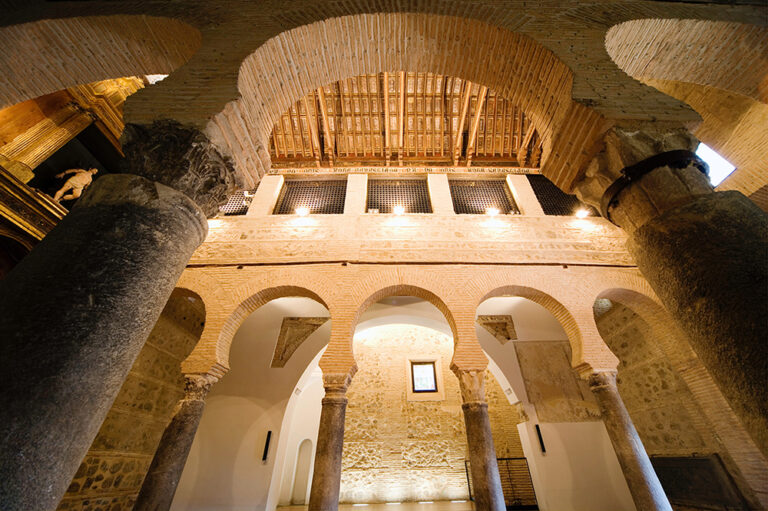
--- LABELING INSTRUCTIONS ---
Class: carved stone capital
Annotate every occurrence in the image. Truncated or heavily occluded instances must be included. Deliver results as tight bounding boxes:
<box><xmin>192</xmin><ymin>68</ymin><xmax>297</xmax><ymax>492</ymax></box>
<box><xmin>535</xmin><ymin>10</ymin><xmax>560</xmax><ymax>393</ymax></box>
<box><xmin>322</xmin><ymin>372</ymin><xmax>353</xmax><ymax>404</ymax></box>
<box><xmin>587</xmin><ymin>371</ymin><xmax>618</xmax><ymax>393</ymax></box>
<box><xmin>453</xmin><ymin>369</ymin><xmax>487</xmax><ymax>405</ymax></box>
<box><xmin>121</xmin><ymin>120</ymin><xmax>241</xmax><ymax>217</ymax></box>
<box><xmin>183</xmin><ymin>373</ymin><xmax>219</xmax><ymax>401</ymax></box>
<box><xmin>575</xmin><ymin>126</ymin><xmax>699</xmax><ymax>207</ymax></box>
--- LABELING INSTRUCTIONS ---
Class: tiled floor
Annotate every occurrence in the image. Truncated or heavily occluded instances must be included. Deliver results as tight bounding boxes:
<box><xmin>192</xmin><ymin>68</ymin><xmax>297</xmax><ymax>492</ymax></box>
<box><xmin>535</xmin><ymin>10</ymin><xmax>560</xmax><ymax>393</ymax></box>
<box><xmin>279</xmin><ymin>501</ymin><xmax>474</xmax><ymax>511</ymax></box>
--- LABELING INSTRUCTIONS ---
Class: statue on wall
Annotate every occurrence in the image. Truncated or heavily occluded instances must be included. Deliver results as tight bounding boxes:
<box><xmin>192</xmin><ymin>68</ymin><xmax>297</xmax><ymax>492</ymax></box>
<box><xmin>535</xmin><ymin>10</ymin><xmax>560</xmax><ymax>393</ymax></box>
<box><xmin>52</xmin><ymin>167</ymin><xmax>98</xmax><ymax>202</ymax></box>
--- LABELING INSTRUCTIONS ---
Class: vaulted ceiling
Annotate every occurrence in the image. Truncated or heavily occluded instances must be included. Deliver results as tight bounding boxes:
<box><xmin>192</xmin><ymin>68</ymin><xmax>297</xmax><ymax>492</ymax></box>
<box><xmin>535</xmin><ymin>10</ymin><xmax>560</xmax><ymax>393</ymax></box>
<box><xmin>269</xmin><ymin>72</ymin><xmax>542</xmax><ymax>169</ymax></box>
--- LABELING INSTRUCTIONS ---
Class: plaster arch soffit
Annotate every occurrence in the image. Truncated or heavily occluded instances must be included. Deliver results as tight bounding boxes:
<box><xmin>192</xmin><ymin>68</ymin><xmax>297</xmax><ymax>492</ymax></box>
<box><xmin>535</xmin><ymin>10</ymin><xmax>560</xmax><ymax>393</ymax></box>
<box><xmin>475</xmin><ymin>282</ymin><xmax>585</xmax><ymax>367</ymax></box>
<box><xmin>216</xmin><ymin>280</ymin><xmax>332</xmax><ymax>366</ymax></box>
<box><xmin>352</xmin><ymin>283</ymin><xmax>458</xmax><ymax>342</ymax></box>
<box><xmin>0</xmin><ymin>15</ymin><xmax>202</xmax><ymax>109</ymax></box>
<box><xmin>206</xmin><ymin>12</ymin><xmax>605</xmax><ymax>189</ymax></box>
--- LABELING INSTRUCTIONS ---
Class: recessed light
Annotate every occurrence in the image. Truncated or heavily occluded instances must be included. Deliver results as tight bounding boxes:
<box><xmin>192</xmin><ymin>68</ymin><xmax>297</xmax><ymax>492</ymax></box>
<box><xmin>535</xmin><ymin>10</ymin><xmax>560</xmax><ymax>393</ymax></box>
<box><xmin>393</xmin><ymin>205</ymin><xmax>405</xmax><ymax>215</ymax></box>
<box><xmin>295</xmin><ymin>206</ymin><xmax>309</xmax><ymax>216</ymax></box>
<box><xmin>485</xmin><ymin>207</ymin><xmax>500</xmax><ymax>216</ymax></box>
<box><xmin>575</xmin><ymin>208</ymin><xmax>589</xmax><ymax>219</ymax></box>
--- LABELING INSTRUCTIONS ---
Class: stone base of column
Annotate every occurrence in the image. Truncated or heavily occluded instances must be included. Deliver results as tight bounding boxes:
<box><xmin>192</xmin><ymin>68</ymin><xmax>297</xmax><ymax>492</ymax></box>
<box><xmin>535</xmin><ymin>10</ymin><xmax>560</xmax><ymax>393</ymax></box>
<box><xmin>0</xmin><ymin>174</ymin><xmax>207</xmax><ymax>511</ymax></box>
<box><xmin>628</xmin><ymin>191</ymin><xmax>768</xmax><ymax>456</ymax></box>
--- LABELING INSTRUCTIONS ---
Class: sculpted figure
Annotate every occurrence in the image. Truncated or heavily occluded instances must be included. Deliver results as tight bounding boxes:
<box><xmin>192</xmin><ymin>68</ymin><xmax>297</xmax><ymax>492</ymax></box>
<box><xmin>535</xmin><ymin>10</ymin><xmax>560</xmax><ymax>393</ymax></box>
<box><xmin>53</xmin><ymin>167</ymin><xmax>98</xmax><ymax>202</ymax></box>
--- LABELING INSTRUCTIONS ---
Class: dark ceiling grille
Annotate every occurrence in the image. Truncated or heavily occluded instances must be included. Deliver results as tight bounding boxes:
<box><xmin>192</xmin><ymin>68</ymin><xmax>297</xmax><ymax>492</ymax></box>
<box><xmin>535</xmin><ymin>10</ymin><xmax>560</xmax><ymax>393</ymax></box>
<box><xmin>274</xmin><ymin>179</ymin><xmax>347</xmax><ymax>214</ymax></box>
<box><xmin>367</xmin><ymin>179</ymin><xmax>432</xmax><ymax>214</ymax></box>
<box><xmin>526</xmin><ymin>175</ymin><xmax>598</xmax><ymax>216</ymax></box>
<box><xmin>219</xmin><ymin>190</ymin><xmax>256</xmax><ymax>216</ymax></box>
<box><xmin>449</xmin><ymin>179</ymin><xmax>519</xmax><ymax>215</ymax></box>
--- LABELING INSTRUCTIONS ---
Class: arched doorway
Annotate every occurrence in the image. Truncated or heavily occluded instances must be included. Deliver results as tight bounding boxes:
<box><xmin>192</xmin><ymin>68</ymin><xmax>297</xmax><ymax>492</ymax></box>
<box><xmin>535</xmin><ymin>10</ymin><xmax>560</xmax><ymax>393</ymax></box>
<box><xmin>291</xmin><ymin>439</ymin><xmax>314</xmax><ymax>504</ymax></box>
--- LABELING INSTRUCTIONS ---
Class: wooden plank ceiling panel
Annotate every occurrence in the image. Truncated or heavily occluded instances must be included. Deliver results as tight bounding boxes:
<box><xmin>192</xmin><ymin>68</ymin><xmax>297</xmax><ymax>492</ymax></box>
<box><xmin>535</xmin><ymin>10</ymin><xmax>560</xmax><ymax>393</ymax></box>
<box><xmin>269</xmin><ymin>71</ymin><xmax>542</xmax><ymax>169</ymax></box>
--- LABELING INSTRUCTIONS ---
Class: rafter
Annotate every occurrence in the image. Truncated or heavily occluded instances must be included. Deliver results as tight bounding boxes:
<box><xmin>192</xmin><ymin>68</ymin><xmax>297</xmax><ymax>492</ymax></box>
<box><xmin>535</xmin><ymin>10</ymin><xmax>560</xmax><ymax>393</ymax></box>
<box><xmin>397</xmin><ymin>71</ymin><xmax>405</xmax><ymax>166</ymax></box>
<box><xmin>383</xmin><ymin>72</ymin><xmax>391</xmax><ymax>165</ymax></box>
<box><xmin>453</xmin><ymin>80</ymin><xmax>472</xmax><ymax>165</ymax></box>
<box><xmin>518</xmin><ymin>122</ymin><xmax>535</xmax><ymax>167</ymax></box>
<box><xmin>466</xmin><ymin>85</ymin><xmax>487</xmax><ymax>166</ymax></box>
<box><xmin>316</xmin><ymin>87</ymin><xmax>335</xmax><ymax>165</ymax></box>
<box><xmin>302</xmin><ymin>95</ymin><xmax>321</xmax><ymax>166</ymax></box>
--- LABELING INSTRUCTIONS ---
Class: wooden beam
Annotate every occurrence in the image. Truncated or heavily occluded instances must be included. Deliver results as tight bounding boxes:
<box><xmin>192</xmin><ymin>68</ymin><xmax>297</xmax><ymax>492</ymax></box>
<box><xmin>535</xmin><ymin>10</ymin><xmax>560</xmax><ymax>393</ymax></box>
<box><xmin>398</xmin><ymin>71</ymin><xmax>406</xmax><ymax>166</ymax></box>
<box><xmin>303</xmin><ymin>95</ymin><xmax>322</xmax><ymax>167</ymax></box>
<box><xmin>466</xmin><ymin>85</ymin><xmax>487</xmax><ymax>166</ymax></box>
<box><xmin>316</xmin><ymin>87</ymin><xmax>335</xmax><ymax>165</ymax></box>
<box><xmin>518</xmin><ymin>122</ymin><xmax>535</xmax><ymax>167</ymax></box>
<box><xmin>453</xmin><ymin>81</ymin><xmax>472</xmax><ymax>165</ymax></box>
<box><xmin>383</xmin><ymin>72</ymin><xmax>391</xmax><ymax>165</ymax></box>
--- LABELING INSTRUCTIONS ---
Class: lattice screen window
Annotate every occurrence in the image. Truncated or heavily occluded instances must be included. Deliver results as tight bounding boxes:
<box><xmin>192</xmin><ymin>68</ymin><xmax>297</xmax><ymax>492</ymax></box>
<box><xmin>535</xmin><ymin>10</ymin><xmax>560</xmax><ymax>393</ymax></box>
<box><xmin>449</xmin><ymin>179</ymin><xmax>519</xmax><ymax>215</ymax></box>
<box><xmin>218</xmin><ymin>190</ymin><xmax>257</xmax><ymax>216</ymax></box>
<box><xmin>274</xmin><ymin>179</ymin><xmax>347</xmax><ymax>214</ymax></box>
<box><xmin>366</xmin><ymin>179</ymin><xmax>432</xmax><ymax>213</ymax></box>
<box><xmin>526</xmin><ymin>175</ymin><xmax>599</xmax><ymax>216</ymax></box>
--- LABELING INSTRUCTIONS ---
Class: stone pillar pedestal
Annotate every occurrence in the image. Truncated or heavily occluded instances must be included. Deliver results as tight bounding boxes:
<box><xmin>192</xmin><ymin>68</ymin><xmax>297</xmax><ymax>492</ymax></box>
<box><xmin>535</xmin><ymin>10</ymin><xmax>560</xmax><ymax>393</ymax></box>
<box><xmin>454</xmin><ymin>369</ymin><xmax>505</xmax><ymax>511</ymax></box>
<box><xmin>134</xmin><ymin>374</ymin><xmax>218</xmax><ymax>511</ymax></box>
<box><xmin>576</xmin><ymin>126</ymin><xmax>768</xmax><ymax>456</ymax></box>
<box><xmin>308</xmin><ymin>373</ymin><xmax>352</xmax><ymax>511</ymax></box>
<box><xmin>588</xmin><ymin>372</ymin><xmax>672</xmax><ymax>511</ymax></box>
<box><xmin>0</xmin><ymin>174</ymin><xmax>207</xmax><ymax>511</ymax></box>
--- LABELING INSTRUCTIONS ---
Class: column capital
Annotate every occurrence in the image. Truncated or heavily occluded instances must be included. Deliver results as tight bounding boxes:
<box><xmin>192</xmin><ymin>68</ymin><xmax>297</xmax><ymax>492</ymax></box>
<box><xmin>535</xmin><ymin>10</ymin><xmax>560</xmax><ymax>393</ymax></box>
<box><xmin>587</xmin><ymin>370</ymin><xmax>618</xmax><ymax>391</ymax></box>
<box><xmin>453</xmin><ymin>368</ymin><xmax>487</xmax><ymax>405</ymax></box>
<box><xmin>322</xmin><ymin>372</ymin><xmax>353</xmax><ymax>402</ymax></box>
<box><xmin>183</xmin><ymin>373</ymin><xmax>219</xmax><ymax>401</ymax></box>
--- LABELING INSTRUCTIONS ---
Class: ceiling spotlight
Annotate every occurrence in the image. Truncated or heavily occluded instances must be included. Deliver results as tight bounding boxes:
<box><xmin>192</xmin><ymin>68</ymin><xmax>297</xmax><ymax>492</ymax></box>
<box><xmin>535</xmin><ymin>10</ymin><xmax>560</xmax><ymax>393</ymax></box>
<box><xmin>485</xmin><ymin>207</ymin><xmax>500</xmax><ymax>216</ymax></box>
<box><xmin>575</xmin><ymin>208</ymin><xmax>589</xmax><ymax>219</ymax></box>
<box><xmin>295</xmin><ymin>206</ymin><xmax>309</xmax><ymax>216</ymax></box>
<box><xmin>393</xmin><ymin>205</ymin><xmax>405</xmax><ymax>215</ymax></box>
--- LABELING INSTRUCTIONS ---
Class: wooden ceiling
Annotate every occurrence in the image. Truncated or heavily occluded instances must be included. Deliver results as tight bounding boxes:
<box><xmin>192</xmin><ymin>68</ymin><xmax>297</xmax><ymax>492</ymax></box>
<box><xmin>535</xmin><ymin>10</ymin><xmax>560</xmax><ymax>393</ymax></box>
<box><xmin>269</xmin><ymin>72</ymin><xmax>542</xmax><ymax>169</ymax></box>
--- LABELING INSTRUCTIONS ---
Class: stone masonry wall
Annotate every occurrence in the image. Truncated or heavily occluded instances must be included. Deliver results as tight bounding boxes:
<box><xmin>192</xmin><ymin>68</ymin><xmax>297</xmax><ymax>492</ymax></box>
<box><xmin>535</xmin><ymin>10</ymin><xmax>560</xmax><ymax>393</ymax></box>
<box><xmin>56</xmin><ymin>289</ymin><xmax>204</xmax><ymax>511</ymax></box>
<box><xmin>340</xmin><ymin>325</ymin><xmax>523</xmax><ymax>503</ymax></box>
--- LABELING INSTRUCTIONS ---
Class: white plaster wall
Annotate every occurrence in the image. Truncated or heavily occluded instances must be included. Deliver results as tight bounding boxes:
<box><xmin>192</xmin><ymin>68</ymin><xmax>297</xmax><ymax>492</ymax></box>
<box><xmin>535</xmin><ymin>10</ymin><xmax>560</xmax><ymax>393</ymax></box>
<box><xmin>476</xmin><ymin>296</ymin><xmax>635</xmax><ymax>511</ymax></box>
<box><xmin>519</xmin><ymin>422</ymin><xmax>635</xmax><ymax>511</ymax></box>
<box><xmin>275</xmin><ymin>366</ymin><xmax>324</xmax><ymax>506</ymax></box>
<box><xmin>171</xmin><ymin>298</ymin><xmax>330</xmax><ymax>511</ymax></box>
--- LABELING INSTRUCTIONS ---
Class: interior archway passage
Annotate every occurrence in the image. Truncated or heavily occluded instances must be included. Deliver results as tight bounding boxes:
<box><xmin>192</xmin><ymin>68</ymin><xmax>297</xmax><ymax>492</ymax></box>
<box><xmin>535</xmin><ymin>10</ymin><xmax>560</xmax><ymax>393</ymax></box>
<box><xmin>269</xmin><ymin>72</ymin><xmax>542</xmax><ymax>170</ymax></box>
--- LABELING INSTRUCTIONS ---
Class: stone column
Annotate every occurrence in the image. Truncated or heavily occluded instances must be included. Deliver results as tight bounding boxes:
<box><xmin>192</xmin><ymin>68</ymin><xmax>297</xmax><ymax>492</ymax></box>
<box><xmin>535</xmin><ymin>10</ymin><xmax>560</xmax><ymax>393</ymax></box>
<box><xmin>246</xmin><ymin>174</ymin><xmax>284</xmax><ymax>216</ymax></box>
<box><xmin>0</xmin><ymin>174</ymin><xmax>207</xmax><ymax>511</ymax></box>
<box><xmin>454</xmin><ymin>369</ymin><xmax>505</xmax><ymax>511</ymax></box>
<box><xmin>505</xmin><ymin>174</ymin><xmax>545</xmax><ymax>216</ymax></box>
<box><xmin>588</xmin><ymin>371</ymin><xmax>672</xmax><ymax>511</ymax></box>
<box><xmin>134</xmin><ymin>374</ymin><xmax>217</xmax><ymax>511</ymax></box>
<box><xmin>0</xmin><ymin>102</ymin><xmax>94</xmax><ymax>182</ymax></box>
<box><xmin>576</xmin><ymin>126</ymin><xmax>768</xmax><ymax>457</ymax></box>
<box><xmin>344</xmin><ymin>173</ymin><xmax>368</xmax><ymax>215</ymax></box>
<box><xmin>308</xmin><ymin>373</ymin><xmax>352</xmax><ymax>511</ymax></box>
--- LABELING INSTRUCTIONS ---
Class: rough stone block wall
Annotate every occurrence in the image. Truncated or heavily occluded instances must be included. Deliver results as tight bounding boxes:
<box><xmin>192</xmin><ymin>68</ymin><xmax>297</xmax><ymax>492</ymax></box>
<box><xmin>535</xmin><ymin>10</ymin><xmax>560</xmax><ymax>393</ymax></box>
<box><xmin>514</xmin><ymin>341</ymin><xmax>600</xmax><ymax>423</ymax></box>
<box><xmin>56</xmin><ymin>290</ymin><xmax>204</xmax><ymax>511</ymax></box>
<box><xmin>340</xmin><ymin>324</ymin><xmax>523</xmax><ymax>503</ymax></box>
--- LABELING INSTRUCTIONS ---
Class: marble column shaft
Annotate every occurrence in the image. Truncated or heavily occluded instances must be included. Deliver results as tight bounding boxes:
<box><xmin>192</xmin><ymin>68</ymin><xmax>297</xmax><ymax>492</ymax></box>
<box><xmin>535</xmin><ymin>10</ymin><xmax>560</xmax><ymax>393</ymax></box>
<box><xmin>589</xmin><ymin>372</ymin><xmax>672</xmax><ymax>511</ymax></box>
<box><xmin>308</xmin><ymin>375</ymin><xmax>351</xmax><ymax>511</ymax></box>
<box><xmin>455</xmin><ymin>370</ymin><xmax>505</xmax><ymax>511</ymax></box>
<box><xmin>134</xmin><ymin>374</ymin><xmax>217</xmax><ymax>511</ymax></box>
<box><xmin>0</xmin><ymin>174</ymin><xmax>207</xmax><ymax>511</ymax></box>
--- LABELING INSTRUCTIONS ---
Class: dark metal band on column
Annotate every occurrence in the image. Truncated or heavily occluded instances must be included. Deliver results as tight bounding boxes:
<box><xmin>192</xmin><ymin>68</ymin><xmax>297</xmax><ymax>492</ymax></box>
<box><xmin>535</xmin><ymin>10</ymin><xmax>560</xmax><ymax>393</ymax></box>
<box><xmin>600</xmin><ymin>150</ymin><xmax>709</xmax><ymax>221</ymax></box>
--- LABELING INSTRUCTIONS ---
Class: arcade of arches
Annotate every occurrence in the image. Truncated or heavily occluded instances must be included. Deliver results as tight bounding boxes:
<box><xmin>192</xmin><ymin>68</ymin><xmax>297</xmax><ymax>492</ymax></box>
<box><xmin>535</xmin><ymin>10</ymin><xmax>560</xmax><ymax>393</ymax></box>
<box><xmin>0</xmin><ymin>2</ymin><xmax>766</xmax><ymax>511</ymax></box>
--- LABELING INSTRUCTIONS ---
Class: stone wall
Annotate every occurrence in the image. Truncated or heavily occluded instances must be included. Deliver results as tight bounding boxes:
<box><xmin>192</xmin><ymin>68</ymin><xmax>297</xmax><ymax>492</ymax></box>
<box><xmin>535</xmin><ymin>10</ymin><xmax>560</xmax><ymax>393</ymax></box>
<box><xmin>56</xmin><ymin>289</ymin><xmax>204</xmax><ymax>511</ymax></box>
<box><xmin>340</xmin><ymin>324</ymin><xmax>524</xmax><ymax>503</ymax></box>
<box><xmin>594</xmin><ymin>301</ymin><xmax>758</xmax><ymax>507</ymax></box>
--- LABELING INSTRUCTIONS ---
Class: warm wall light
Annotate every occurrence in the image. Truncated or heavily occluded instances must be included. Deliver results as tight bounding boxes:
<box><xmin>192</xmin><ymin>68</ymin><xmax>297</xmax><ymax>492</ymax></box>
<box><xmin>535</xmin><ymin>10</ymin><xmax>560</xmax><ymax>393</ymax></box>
<box><xmin>485</xmin><ymin>206</ymin><xmax>500</xmax><ymax>216</ymax></box>
<box><xmin>295</xmin><ymin>206</ymin><xmax>309</xmax><ymax>216</ymax></box>
<box><xmin>575</xmin><ymin>208</ymin><xmax>589</xmax><ymax>219</ymax></box>
<box><xmin>393</xmin><ymin>205</ymin><xmax>405</xmax><ymax>215</ymax></box>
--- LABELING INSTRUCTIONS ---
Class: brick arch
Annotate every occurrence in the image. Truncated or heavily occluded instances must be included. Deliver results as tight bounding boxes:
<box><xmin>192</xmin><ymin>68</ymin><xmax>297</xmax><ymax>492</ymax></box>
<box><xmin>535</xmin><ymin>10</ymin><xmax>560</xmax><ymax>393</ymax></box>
<box><xmin>207</xmin><ymin>12</ymin><xmax>606</xmax><ymax>190</ymax></box>
<box><xmin>181</xmin><ymin>274</ymin><xmax>333</xmax><ymax>376</ymax></box>
<box><xmin>605</xmin><ymin>19</ymin><xmax>768</xmax><ymax>196</ymax></box>
<box><xmin>0</xmin><ymin>15</ymin><xmax>202</xmax><ymax>109</ymax></box>
<box><xmin>478</xmin><ymin>284</ymin><xmax>585</xmax><ymax>366</ymax></box>
<box><xmin>353</xmin><ymin>284</ymin><xmax>458</xmax><ymax>341</ymax></box>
